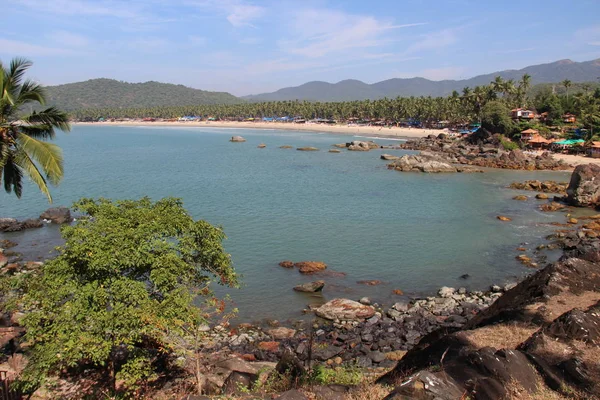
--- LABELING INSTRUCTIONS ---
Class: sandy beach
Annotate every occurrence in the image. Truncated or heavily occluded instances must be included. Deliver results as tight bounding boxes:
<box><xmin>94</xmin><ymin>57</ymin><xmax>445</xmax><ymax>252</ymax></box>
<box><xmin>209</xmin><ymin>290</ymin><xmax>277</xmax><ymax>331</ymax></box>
<box><xmin>74</xmin><ymin>120</ymin><xmax>446</xmax><ymax>139</ymax></box>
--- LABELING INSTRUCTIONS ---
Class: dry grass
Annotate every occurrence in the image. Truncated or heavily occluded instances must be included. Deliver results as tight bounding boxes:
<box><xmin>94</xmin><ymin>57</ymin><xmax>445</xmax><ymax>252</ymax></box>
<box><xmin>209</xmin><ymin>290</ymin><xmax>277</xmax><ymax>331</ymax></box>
<box><xmin>345</xmin><ymin>382</ymin><xmax>391</xmax><ymax>400</ymax></box>
<box><xmin>464</xmin><ymin>322</ymin><xmax>539</xmax><ymax>350</ymax></box>
<box><xmin>506</xmin><ymin>375</ymin><xmax>588</xmax><ymax>400</ymax></box>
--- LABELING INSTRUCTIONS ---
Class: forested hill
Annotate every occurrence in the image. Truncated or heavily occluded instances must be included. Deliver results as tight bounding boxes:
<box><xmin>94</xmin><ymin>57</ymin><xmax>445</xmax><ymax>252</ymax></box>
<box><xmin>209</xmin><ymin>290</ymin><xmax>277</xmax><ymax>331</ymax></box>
<box><xmin>243</xmin><ymin>58</ymin><xmax>600</xmax><ymax>102</ymax></box>
<box><xmin>44</xmin><ymin>79</ymin><xmax>242</xmax><ymax>110</ymax></box>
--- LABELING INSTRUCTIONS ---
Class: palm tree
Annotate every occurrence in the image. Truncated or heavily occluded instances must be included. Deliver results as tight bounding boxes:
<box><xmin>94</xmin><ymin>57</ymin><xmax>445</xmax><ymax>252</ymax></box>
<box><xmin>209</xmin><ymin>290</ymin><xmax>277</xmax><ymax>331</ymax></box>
<box><xmin>562</xmin><ymin>79</ymin><xmax>572</xmax><ymax>102</ymax></box>
<box><xmin>0</xmin><ymin>58</ymin><xmax>70</xmax><ymax>202</ymax></box>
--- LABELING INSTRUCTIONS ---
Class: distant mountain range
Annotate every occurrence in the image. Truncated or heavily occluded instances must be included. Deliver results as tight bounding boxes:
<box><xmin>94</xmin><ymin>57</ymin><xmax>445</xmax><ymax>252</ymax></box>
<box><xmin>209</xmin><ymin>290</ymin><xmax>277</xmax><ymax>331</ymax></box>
<box><xmin>42</xmin><ymin>58</ymin><xmax>600</xmax><ymax>110</ymax></box>
<box><xmin>45</xmin><ymin>79</ymin><xmax>242</xmax><ymax>110</ymax></box>
<box><xmin>243</xmin><ymin>58</ymin><xmax>600</xmax><ymax>102</ymax></box>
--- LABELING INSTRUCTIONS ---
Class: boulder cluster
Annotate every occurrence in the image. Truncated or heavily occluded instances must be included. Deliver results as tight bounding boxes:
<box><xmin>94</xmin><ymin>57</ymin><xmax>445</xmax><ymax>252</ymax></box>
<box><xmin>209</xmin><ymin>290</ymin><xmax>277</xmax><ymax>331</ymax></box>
<box><xmin>399</xmin><ymin>131</ymin><xmax>570</xmax><ymax>171</ymax></box>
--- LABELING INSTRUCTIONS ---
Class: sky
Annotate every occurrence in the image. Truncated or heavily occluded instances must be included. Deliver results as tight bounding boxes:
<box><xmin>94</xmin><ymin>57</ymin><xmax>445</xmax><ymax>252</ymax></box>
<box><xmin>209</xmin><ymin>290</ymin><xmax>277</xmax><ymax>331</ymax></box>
<box><xmin>2</xmin><ymin>0</ymin><xmax>600</xmax><ymax>96</ymax></box>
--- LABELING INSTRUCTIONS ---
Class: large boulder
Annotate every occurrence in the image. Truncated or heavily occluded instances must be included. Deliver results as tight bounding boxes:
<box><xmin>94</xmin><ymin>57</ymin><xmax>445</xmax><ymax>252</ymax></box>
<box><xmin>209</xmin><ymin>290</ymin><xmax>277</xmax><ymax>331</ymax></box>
<box><xmin>40</xmin><ymin>207</ymin><xmax>72</xmax><ymax>224</ymax></box>
<box><xmin>0</xmin><ymin>217</ymin><xmax>43</xmax><ymax>232</ymax></box>
<box><xmin>387</xmin><ymin>153</ymin><xmax>459</xmax><ymax>173</ymax></box>
<box><xmin>314</xmin><ymin>298</ymin><xmax>375</xmax><ymax>321</ymax></box>
<box><xmin>566</xmin><ymin>164</ymin><xmax>600</xmax><ymax>207</ymax></box>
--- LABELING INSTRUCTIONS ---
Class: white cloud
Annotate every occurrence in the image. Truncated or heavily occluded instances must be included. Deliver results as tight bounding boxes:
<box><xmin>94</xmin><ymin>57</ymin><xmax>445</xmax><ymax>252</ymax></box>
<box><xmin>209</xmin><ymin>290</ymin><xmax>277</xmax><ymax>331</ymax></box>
<box><xmin>0</xmin><ymin>38</ymin><xmax>72</xmax><ymax>57</ymax></box>
<box><xmin>226</xmin><ymin>3</ymin><xmax>264</xmax><ymax>27</ymax></box>
<box><xmin>280</xmin><ymin>8</ymin><xmax>426</xmax><ymax>58</ymax></box>
<box><xmin>185</xmin><ymin>0</ymin><xmax>265</xmax><ymax>28</ymax></box>
<box><xmin>406</xmin><ymin>28</ymin><xmax>458</xmax><ymax>53</ymax></box>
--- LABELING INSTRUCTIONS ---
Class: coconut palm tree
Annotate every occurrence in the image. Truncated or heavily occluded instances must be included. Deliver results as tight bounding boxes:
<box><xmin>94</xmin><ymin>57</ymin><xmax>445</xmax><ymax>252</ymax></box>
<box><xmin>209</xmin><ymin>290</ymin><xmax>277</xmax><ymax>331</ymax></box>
<box><xmin>0</xmin><ymin>58</ymin><xmax>70</xmax><ymax>202</ymax></box>
<box><xmin>562</xmin><ymin>79</ymin><xmax>572</xmax><ymax>102</ymax></box>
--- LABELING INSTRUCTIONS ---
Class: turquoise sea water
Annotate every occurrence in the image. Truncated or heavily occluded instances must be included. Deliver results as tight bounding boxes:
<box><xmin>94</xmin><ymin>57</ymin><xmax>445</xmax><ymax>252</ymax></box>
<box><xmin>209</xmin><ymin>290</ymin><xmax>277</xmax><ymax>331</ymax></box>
<box><xmin>0</xmin><ymin>125</ymin><xmax>571</xmax><ymax>322</ymax></box>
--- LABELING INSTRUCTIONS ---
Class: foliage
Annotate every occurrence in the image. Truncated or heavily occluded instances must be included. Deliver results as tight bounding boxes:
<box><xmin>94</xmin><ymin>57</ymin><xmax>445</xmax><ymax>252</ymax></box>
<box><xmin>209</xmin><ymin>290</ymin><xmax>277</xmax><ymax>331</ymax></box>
<box><xmin>309</xmin><ymin>364</ymin><xmax>363</xmax><ymax>386</ymax></box>
<box><xmin>45</xmin><ymin>78</ymin><xmax>242</xmax><ymax>111</ymax></box>
<box><xmin>18</xmin><ymin>197</ymin><xmax>238</xmax><ymax>396</ymax></box>
<box><xmin>481</xmin><ymin>101</ymin><xmax>517</xmax><ymax>136</ymax></box>
<box><xmin>500</xmin><ymin>136</ymin><xmax>519</xmax><ymax>151</ymax></box>
<box><xmin>0</xmin><ymin>58</ymin><xmax>70</xmax><ymax>202</ymax></box>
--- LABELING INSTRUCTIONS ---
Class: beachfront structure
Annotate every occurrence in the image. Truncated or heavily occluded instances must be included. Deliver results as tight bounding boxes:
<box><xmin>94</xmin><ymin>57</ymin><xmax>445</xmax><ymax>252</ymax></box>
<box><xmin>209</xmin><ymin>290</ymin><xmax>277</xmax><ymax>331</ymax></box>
<box><xmin>527</xmin><ymin>134</ymin><xmax>551</xmax><ymax>149</ymax></box>
<box><xmin>520</xmin><ymin>128</ymin><xmax>539</xmax><ymax>142</ymax></box>
<box><xmin>511</xmin><ymin>108</ymin><xmax>536</xmax><ymax>120</ymax></box>
<box><xmin>588</xmin><ymin>142</ymin><xmax>600</xmax><ymax>158</ymax></box>
<box><xmin>563</xmin><ymin>113</ymin><xmax>577</xmax><ymax>124</ymax></box>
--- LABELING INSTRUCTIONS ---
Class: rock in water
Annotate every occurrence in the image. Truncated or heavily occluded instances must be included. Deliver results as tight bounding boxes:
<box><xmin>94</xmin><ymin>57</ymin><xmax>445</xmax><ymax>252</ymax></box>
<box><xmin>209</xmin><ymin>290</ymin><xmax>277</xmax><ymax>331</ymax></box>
<box><xmin>314</xmin><ymin>298</ymin><xmax>375</xmax><ymax>321</ymax></box>
<box><xmin>296</xmin><ymin>147</ymin><xmax>319</xmax><ymax>151</ymax></box>
<box><xmin>497</xmin><ymin>215</ymin><xmax>512</xmax><ymax>221</ymax></box>
<box><xmin>294</xmin><ymin>261</ymin><xmax>327</xmax><ymax>274</ymax></box>
<box><xmin>328</xmin><ymin>149</ymin><xmax>341</xmax><ymax>153</ymax></box>
<box><xmin>566</xmin><ymin>163</ymin><xmax>600</xmax><ymax>207</ymax></box>
<box><xmin>257</xmin><ymin>143</ymin><xmax>266</xmax><ymax>148</ymax></box>
<box><xmin>40</xmin><ymin>207</ymin><xmax>72</xmax><ymax>224</ymax></box>
<box><xmin>293</xmin><ymin>280</ymin><xmax>325</xmax><ymax>292</ymax></box>
<box><xmin>230</xmin><ymin>136</ymin><xmax>246</xmax><ymax>142</ymax></box>
<box><xmin>381</xmin><ymin>154</ymin><xmax>400</xmax><ymax>161</ymax></box>
<box><xmin>279</xmin><ymin>260</ymin><xmax>294</xmax><ymax>268</ymax></box>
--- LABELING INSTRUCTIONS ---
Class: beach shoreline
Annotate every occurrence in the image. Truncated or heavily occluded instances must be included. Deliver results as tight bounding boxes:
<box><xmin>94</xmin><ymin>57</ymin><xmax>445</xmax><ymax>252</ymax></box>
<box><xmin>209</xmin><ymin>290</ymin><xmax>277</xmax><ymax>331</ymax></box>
<box><xmin>73</xmin><ymin>120</ymin><xmax>445</xmax><ymax>139</ymax></box>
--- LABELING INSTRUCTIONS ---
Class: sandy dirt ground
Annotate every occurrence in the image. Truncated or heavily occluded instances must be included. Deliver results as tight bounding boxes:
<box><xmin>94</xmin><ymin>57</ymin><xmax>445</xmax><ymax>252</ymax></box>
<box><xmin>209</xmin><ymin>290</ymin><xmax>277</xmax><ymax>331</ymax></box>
<box><xmin>74</xmin><ymin>120</ymin><xmax>446</xmax><ymax>139</ymax></box>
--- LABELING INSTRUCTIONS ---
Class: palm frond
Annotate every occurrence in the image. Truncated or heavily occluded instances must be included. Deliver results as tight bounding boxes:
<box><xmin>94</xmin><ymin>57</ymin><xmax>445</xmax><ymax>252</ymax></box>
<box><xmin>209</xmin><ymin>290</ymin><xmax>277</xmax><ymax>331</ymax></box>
<box><xmin>16</xmin><ymin>134</ymin><xmax>63</xmax><ymax>185</ymax></box>
<box><xmin>8</xmin><ymin>58</ymin><xmax>32</xmax><ymax>88</ymax></box>
<box><xmin>22</xmin><ymin>107</ymin><xmax>71</xmax><ymax>134</ymax></box>
<box><xmin>15</xmin><ymin>79</ymin><xmax>46</xmax><ymax>107</ymax></box>
<box><xmin>2</xmin><ymin>156</ymin><xmax>23</xmax><ymax>198</ymax></box>
<box><xmin>13</xmin><ymin>149</ymin><xmax>51</xmax><ymax>202</ymax></box>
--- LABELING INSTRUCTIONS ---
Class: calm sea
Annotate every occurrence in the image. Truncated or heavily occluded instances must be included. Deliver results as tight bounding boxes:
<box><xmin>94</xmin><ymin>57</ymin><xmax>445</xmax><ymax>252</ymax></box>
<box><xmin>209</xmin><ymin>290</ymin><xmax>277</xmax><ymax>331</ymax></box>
<box><xmin>0</xmin><ymin>125</ymin><xmax>572</xmax><ymax>322</ymax></box>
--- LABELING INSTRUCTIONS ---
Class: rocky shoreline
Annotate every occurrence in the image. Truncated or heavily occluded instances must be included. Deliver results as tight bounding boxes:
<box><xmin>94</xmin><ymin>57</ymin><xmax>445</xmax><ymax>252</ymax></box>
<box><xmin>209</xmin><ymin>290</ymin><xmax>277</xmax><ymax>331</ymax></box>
<box><xmin>396</xmin><ymin>130</ymin><xmax>571</xmax><ymax>172</ymax></box>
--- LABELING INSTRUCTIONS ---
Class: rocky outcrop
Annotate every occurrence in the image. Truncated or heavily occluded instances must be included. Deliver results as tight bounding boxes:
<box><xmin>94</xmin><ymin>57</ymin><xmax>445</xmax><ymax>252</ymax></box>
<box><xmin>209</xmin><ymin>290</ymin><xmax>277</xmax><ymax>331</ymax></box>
<box><xmin>400</xmin><ymin>133</ymin><xmax>570</xmax><ymax>171</ymax></box>
<box><xmin>566</xmin><ymin>163</ymin><xmax>600</xmax><ymax>207</ymax></box>
<box><xmin>293</xmin><ymin>281</ymin><xmax>325</xmax><ymax>292</ymax></box>
<box><xmin>230</xmin><ymin>136</ymin><xmax>246</xmax><ymax>142</ymax></box>
<box><xmin>293</xmin><ymin>261</ymin><xmax>327</xmax><ymax>274</ymax></box>
<box><xmin>328</xmin><ymin>149</ymin><xmax>341</xmax><ymax>153</ymax></box>
<box><xmin>0</xmin><ymin>218</ymin><xmax>43</xmax><ymax>232</ymax></box>
<box><xmin>347</xmin><ymin>141</ymin><xmax>377</xmax><ymax>151</ymax></box>
<box><xmin>380</xmin><ymin>154</ymin><xmax>400</xmax><ymax>161</ymax></box>
<box><xmin>314</xmin><ymin>298</ymin><xmax>375</xmax><ymax>321</ymax></box>
<box><xmin>509</xmin><ymin>180</ymin><xmax>568</xmax><ymax>194</ymax></box>
<box><xmin>40</xmin><ymin>207</ymin><xmax>72</xmax><ymax>224</ymax></box>
<box><xmin>278</xmin><ymin>260</ymin><xmax>294</xmax><ymax>268</ymax></box>
<box><xmin>378</xmin><ymin>252</ymin><xmax>600</xmax><ymax>399</ymax></box>
<box><xmin>296</xmin><ymin>147</ymin><xmax>319</xmax><ymax>151</ymax></box>
<box><xmin>388</xmin><ymin>153</ymin><xmax>458</xmax><ymax>173</ymax></box>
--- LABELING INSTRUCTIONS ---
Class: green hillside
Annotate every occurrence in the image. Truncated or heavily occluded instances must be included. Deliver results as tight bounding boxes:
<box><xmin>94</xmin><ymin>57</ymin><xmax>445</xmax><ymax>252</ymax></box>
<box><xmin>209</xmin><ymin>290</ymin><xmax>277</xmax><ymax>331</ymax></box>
<box><xmin>44</xmin><ymin>78</ymin><xmax>242</xmax><ymax>110</ymax></box>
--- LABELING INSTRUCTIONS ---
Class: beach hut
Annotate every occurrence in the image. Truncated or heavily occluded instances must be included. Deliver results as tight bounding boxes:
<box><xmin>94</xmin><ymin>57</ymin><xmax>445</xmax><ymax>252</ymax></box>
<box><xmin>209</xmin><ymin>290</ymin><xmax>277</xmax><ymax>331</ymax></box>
<box><xmin>527</xmin><ymin>134</ymin><xmax>550</xmax><ymax>149</ymax></box>
<box><xmin>563</xmin><ymin>113</ymin><xmax>577</xmax><ymax>124</ymax></box>
<box><xmin>521</xmin><ymin>128</ymin><xmax>539</xmax><ymax>142</ymax></box>
<box><xmin>588</xmin><ymin>142</ymin><xmax>600</xmax><ymax>158</ymax></box>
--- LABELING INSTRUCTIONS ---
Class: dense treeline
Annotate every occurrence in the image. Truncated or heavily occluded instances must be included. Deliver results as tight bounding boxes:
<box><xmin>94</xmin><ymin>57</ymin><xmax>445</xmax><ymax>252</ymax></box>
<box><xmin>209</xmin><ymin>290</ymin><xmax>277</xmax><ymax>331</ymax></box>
<box><xmin>70</xmin><ymin>77</ymin><xmax>600</xmax><ymax>136</ymax></box>
<box><xmin>46</xmin><ymin>78</ymin><xmax>241</xmax><ymax>111</ymax></box>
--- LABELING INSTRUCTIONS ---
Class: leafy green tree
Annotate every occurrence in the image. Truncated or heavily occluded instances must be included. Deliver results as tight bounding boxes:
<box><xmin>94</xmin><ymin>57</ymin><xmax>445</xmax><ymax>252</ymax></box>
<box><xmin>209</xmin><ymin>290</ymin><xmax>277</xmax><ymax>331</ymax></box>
<box><xmin>18</xmin><ymin>197</ymin><xmax>238</xmax><ymax>395</ymax></box>
<box><xmin>481</xmin><ymin>101</ymin><xmax>517</xmax><ymax>136</ymax></box>
<box><xmin>0</xmin><ymin>58</ymin><xmax>70</xmax><ymax>202</ymax></box>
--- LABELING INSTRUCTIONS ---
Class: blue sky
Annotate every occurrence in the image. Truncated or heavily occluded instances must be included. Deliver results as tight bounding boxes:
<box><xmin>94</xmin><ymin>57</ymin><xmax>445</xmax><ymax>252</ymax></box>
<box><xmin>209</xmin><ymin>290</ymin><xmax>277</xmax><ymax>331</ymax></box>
<box><xmin>2</xmin><ymin>0</ymin><xmax>600</xmax><ymax>96</ymax></box>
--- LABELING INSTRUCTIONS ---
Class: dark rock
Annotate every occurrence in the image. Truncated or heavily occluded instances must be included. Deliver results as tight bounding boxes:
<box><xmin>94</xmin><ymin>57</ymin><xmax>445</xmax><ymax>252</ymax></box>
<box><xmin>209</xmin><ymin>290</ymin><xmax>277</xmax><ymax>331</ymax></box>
<box><xmin>279</xmin><ymin>260</ymin><xmax>294</xmax><ymax>268</ymax></box>
<box><xmin>566</xmin><ymin>163</ymin><xmax>600</xmax><ymax>207</ymax></box>
<box><xmin>384</xmin><ymin>370</ymin><xmax>464</xmax><ymax>400</ymax></box>
<box><xmin>312</xmin><ymin>344</ymin><xmax>343</xmax><ymax>361</ymax></box>
<box><xmin>293</xmin><ymin>281</ymin><xmax>325</xmax><ymax>292</ymax></box>
<box><xmin>276</xmin><ymin>351</ymin><xmax>305</xmax><ymax>380</ymax></box>
<box><xmin>40</xmin><ymin>207</ymin><xmax>72</xmax><ymax>224</ymax></box>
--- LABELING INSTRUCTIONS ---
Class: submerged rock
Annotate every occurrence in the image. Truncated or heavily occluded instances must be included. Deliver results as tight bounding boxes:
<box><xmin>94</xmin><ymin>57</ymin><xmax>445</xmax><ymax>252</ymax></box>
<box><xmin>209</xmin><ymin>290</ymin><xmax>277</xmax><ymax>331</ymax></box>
<box><xmin>380</xmin><ymin>154</ymin><xmax>400</xmax><ymax>161</ymax></box>
<box><xmin>230</xmin><ymin>136</ymin><xmax>246</xmax><ymax>142</ymax></box>
<box><xmin>497</xmin><ymin>215</ymin><xmax>512</xmax><ymax>221</ymax></box>
<box><xmin>296</xmin><ymin>147</ymin><xmax>319</xmax><ymax>151</ymax></box>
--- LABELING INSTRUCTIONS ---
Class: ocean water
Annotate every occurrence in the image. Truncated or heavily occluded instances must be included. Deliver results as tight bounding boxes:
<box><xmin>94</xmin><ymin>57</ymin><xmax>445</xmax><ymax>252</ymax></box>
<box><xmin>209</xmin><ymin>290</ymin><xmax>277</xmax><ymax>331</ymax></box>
<box><xmin>0</xmin><ymin>125</ymin><xmax>572</xmax><ymax>322</ymax></box>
